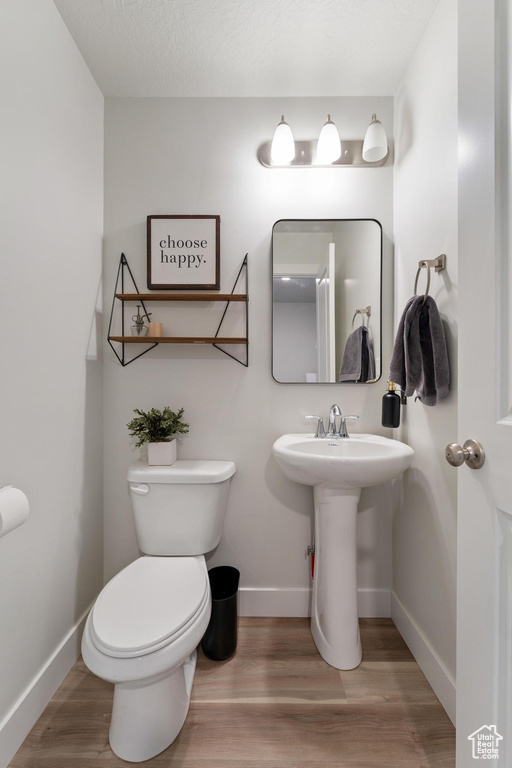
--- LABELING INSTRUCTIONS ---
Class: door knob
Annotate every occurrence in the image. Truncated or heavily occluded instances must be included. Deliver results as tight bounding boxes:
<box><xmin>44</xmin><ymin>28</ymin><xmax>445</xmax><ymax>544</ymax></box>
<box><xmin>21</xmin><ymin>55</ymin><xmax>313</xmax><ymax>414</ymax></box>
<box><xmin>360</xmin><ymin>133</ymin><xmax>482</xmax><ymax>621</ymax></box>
<box><xmin>445</xmin><ymin>439</ymin><xmax>485</xmax><ymax>469</ymax></box>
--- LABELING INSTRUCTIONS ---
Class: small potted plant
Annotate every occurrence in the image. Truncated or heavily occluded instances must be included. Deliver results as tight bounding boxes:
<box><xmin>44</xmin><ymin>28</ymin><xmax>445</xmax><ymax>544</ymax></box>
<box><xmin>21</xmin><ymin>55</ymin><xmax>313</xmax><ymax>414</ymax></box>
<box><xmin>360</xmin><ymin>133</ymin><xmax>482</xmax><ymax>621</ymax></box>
<box><xmin>127</xmin><ymin>407</ymin><xmax>189</xmax><ymax>466</ymax></box>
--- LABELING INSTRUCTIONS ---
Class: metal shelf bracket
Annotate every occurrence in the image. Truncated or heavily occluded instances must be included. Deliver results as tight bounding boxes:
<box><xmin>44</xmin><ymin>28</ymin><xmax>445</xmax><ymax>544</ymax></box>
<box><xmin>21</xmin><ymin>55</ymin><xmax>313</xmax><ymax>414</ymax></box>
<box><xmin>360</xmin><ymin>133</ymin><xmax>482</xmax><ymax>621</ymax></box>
<box><xmin>213</xmin><ymin>254</ymin><xmax>249</xmax><ymax>367</ymax></box>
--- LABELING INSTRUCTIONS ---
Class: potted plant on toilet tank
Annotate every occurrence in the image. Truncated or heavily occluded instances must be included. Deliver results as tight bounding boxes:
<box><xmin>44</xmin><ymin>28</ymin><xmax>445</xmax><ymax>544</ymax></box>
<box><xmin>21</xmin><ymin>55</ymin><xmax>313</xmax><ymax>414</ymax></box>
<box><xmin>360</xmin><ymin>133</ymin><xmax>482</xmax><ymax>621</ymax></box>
<box><xmin>127</xmin><ymin>407</ymin><xmax>189</xmax><ymax>466</ymax></box>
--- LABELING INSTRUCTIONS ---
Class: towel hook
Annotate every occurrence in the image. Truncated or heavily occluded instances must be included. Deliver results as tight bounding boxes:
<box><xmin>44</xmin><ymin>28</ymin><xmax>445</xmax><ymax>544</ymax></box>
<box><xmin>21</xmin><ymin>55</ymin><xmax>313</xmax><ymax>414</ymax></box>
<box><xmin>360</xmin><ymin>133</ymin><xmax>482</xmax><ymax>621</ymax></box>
<box><xmin>414</xmin><ymin>261</ymin><xmax>431</xmax><ymax>302</ymax></box>
<box><xmin>352</xmin><ymin>305</ymin><xmax>371</xmax><ymax>330</ymax></box>
<box><xmin>413</xmin><ymin>254</ymin><xmax>446</xmax><ymax>303</ymax></box>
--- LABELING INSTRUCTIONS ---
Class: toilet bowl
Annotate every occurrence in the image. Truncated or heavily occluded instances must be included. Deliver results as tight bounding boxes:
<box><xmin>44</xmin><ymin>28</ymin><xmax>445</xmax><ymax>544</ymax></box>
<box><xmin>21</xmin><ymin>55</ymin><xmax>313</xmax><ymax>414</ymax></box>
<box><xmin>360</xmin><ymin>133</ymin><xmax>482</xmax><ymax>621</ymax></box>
<box><xmin>82</xmin><ymin>555</ymin><xmax>211</xmax><ymax>762</ymax></box>
<box><xmin>82</xmin><ymin>460</ymin><xmax>236</xmax><ymax>762</ymax></box>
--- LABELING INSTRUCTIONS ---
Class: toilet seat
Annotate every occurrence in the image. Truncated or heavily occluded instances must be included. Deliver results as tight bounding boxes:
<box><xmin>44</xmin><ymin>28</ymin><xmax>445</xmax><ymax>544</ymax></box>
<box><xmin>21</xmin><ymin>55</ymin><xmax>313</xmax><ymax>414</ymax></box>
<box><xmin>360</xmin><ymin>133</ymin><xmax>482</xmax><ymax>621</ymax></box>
<box><xmin>90</xmin><ymin>556</ymin><xmax>208</xmax><ymax>659</ymax></box>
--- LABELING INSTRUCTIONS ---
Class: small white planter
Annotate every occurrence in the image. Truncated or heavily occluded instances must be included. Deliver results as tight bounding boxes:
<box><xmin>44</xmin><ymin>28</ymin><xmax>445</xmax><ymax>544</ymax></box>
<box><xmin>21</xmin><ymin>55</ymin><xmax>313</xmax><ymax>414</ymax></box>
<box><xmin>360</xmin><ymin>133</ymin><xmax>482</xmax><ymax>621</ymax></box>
<box><xmin>147</xmin><ymin>439</ymin><xmax>177</xmax><ymax>466</ymax></box>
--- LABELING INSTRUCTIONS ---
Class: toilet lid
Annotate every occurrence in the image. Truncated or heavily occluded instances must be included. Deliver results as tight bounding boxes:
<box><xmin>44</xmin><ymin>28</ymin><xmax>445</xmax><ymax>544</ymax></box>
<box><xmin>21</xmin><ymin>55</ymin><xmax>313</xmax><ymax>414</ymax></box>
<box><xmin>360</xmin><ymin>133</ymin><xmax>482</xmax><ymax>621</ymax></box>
<box><xmin>91</xmin><ymin>556</ymin><xmax>208</xmax><ymax>657</ymax></box>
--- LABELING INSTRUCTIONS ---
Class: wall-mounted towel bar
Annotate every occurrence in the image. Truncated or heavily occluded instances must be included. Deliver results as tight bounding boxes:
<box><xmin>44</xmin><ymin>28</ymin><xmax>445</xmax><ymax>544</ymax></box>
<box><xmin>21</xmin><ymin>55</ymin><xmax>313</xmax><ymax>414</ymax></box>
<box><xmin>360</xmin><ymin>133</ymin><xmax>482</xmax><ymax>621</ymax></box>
<box><xmin>352</xmin><ymin>305</ymin><xmax>371</xmax><ymax>329</ymax></box>
<box><xmin>414</xmin><ymin>254</ymin><xmax>446</xmax><ymax>301</ymax></box>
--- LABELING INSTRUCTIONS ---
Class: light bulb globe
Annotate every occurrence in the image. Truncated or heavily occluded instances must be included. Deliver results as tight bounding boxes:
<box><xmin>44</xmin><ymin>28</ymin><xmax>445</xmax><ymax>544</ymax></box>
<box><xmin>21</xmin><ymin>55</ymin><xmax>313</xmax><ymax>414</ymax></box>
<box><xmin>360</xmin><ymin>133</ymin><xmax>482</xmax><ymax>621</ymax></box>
<box><xmin>317</xmin><ymin>115</ymin><xmax>341</xmax><ymax>164</ymax></box>
<box><xmin>271</xmin><ymin>116</ymin><xmax>295</xmax><ymax>164</ymax></box>
<box><xmin>362</xmin><ymin>115</ymin><xmax>388</xmax><ymax>163</ymax></box>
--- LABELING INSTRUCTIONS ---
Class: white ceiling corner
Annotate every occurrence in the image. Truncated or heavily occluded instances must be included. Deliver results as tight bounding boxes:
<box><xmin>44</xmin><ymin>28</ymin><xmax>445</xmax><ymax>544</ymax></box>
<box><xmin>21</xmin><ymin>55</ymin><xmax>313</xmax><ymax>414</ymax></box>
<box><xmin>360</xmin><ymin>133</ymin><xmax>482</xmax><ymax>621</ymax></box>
<box><xmin>53</xmin><ymin>0</ymin><xmax>441</xmax><ymax>97</ymax></box>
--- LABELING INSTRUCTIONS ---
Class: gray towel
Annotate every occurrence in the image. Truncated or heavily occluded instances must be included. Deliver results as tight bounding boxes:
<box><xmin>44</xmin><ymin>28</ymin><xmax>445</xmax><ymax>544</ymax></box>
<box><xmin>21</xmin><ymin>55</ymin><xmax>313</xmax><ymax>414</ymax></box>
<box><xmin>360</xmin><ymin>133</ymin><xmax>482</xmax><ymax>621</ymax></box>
<box><xmin>389</xmin><ymin>295</ymin><xmax>450</xmax><ymax>405</ymax></box>
<box><xmin>339</xmin><ymin>326</ymin><xmax>376</xmax><ymax>383</ymax></box>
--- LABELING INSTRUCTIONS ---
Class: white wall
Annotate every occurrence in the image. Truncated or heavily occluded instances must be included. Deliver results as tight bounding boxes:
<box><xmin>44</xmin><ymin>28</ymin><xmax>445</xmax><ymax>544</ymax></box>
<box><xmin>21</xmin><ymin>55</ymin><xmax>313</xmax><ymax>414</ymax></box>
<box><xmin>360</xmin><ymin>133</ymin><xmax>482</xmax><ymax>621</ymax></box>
<box><xmin>392</xmin><ymin>0</ymin><xmax>458</xmax><ymax>722</ymax></box>
<box><xmin>104</xmin><ymin>97</ymin><xmax>394</xmax><ymax>616</ymax></box>
<box><xmin>0</xmin><ymin>1</ymin><xmax>104</xmax><ymax>763</ymax></box>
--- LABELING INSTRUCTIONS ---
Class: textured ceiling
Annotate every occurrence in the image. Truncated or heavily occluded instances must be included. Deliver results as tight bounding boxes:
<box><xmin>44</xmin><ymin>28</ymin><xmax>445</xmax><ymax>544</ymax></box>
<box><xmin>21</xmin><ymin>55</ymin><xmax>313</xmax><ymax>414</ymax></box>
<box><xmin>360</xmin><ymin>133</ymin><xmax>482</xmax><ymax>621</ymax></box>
<box><xmin>53</xmin><ymin>0</ymin><xmax>440</xmax><ymax>97</ymax></box>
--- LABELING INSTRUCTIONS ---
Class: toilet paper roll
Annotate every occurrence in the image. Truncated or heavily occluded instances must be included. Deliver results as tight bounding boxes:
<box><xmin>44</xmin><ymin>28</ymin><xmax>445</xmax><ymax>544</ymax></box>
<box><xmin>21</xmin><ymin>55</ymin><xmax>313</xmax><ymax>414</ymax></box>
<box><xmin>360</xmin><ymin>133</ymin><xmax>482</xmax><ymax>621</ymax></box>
<box><xmin>0</xmin><ymin>486</ymin><xmax>29</xmax><ymax>539</ymax></box>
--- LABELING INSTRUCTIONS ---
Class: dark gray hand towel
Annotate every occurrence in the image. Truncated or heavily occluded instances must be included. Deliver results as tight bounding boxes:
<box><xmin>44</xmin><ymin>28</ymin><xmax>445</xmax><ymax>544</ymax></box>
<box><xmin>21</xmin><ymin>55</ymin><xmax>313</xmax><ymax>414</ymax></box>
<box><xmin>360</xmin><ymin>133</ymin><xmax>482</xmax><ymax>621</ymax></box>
<box><xmin>388</xmin><ymin>296</ymin><xmax>416</xmax><ymax>392</ymax></box>
<box><xmin>340</xmin><ymin>326</ymin><xmax>375</xmax><ymax>383</ymax></box>
<box><xmin>340</xmin><ymin>326</ymin><xmax>363</xmax><ymax>382</ymax></box>
<box><xmin>389</xmin><ymin>295</ymin><xmax>450</xmax><ymax>406</ymax></box>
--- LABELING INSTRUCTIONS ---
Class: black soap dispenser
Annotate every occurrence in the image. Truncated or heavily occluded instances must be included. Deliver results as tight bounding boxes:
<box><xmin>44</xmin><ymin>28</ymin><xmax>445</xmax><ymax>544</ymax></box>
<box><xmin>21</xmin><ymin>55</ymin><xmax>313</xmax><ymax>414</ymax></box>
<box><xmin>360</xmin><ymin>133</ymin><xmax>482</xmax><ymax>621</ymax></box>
<box><xmin>382</xmin><ymin>381</ymin><xmax>401</xmax><ymax>428</ymax></box>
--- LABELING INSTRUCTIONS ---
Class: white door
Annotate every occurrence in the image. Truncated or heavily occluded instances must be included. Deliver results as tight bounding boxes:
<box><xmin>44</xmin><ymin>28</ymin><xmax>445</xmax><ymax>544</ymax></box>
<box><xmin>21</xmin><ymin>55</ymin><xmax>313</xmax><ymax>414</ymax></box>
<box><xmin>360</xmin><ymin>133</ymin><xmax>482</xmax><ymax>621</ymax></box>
<box><xmin>457</xmin><ymin>2</ymin><xmax>512</xmax><ymax>764</ymax></box>
<box><xmin>316</xmin><ymin>243</ymin><xmax>336</xmax><ymax>382</ymax></box>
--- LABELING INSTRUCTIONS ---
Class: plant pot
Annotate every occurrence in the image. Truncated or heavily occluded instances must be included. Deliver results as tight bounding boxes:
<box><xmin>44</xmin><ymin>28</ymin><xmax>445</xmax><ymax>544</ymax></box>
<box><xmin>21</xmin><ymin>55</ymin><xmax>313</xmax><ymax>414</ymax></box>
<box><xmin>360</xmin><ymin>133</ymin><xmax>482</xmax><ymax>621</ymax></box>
<box><xmin>147</xmin><ymin>439</ymin><xmax>177</xmax><ymax>466</ymax></box>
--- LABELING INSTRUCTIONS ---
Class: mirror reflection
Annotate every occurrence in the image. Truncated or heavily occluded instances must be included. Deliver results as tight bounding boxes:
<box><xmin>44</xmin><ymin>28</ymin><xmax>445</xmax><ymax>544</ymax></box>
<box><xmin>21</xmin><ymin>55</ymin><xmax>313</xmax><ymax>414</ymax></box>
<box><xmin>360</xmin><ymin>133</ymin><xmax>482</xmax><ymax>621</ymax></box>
<box><xmin>272</xmin><ymin>219</ymin><xmax>381</xmax><ymax>383</ymax></box>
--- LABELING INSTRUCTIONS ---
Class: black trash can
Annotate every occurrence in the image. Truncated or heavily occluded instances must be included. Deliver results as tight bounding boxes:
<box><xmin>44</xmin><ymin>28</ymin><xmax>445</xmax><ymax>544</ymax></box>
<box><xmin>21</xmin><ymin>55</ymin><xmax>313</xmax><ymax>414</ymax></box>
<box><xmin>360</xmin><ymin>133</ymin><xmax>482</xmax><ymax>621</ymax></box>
<box><xmin>201</xmin><ymin>566</ymin><xmax>240</xmax><ymax>661</ymax></box>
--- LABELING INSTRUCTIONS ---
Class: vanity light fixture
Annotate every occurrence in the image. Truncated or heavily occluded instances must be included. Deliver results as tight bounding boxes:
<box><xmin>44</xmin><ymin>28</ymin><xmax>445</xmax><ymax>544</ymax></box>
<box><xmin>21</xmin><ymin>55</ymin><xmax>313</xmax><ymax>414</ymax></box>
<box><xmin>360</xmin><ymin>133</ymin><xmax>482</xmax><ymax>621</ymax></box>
<box><xmin>270</xmin><ymin>115</ymin><xmax>295</xmax><ymax>164</ymax></box>
<box><xmin>316</xmin><ymin>115</ymin><xmax>342</xmax><ymax>164</ymax></box>
<box><xmin>259</xmin><ymin>113</ymin><xmax>390</xmax><ymax>168</ymax></box>
<box><xmin>362</xmin><ymin>114</ymin><xmax>388</xmax><ymax>163</ymax></box>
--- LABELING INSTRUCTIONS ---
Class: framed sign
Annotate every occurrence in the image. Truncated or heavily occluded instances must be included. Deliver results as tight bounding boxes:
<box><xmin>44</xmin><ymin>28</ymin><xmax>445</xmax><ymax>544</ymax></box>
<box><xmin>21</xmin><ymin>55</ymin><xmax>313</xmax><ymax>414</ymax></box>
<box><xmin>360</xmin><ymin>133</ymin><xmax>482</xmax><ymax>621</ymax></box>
<box><xmin>147</xmin><ymin>215</ymin><xmax>220</xmax><ymax>290</ymax></box>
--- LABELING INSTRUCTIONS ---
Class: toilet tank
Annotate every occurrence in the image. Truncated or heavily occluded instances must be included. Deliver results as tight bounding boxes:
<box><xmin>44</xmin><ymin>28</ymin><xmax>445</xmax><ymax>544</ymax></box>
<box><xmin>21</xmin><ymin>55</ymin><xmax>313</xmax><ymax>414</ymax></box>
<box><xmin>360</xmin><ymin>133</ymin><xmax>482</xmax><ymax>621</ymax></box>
<box><xmin>127</xmin><ymin>460</ymin><xmax>236</xmax><ymax>555</ymax></box>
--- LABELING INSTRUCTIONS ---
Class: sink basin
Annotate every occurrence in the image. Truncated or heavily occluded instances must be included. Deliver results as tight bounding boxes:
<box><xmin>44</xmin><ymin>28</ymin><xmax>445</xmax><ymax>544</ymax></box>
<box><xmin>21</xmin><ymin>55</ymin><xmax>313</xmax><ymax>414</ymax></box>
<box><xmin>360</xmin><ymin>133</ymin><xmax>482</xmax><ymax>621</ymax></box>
<box><xmin>273</xmin><ymin>433</ymin><xmax>414</xmax><ymax>490</ymax></box>
<box><xmin>272</xmin><ymin>432</ymin><xmax>414</xmax><ymax>671</ymax></box>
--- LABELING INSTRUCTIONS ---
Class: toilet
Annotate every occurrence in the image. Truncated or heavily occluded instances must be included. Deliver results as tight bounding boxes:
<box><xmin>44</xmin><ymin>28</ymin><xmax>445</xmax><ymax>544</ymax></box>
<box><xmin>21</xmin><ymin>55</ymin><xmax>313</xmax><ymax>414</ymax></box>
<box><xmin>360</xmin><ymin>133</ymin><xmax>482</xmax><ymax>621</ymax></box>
<box><xmin>81</xmin><ymin>459</ymin><xmax>236</xmax><ymax>763</ymax></box>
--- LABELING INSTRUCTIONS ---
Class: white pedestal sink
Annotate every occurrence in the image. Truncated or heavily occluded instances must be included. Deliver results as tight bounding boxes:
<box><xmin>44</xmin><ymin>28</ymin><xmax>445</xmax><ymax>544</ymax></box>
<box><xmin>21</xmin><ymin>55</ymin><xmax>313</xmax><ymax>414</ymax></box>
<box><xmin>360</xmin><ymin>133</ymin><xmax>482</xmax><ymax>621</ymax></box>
<box><xmin>272</xmin><ymin>433</ymin><xmax>414</xmax><ymax>670</ymax></box>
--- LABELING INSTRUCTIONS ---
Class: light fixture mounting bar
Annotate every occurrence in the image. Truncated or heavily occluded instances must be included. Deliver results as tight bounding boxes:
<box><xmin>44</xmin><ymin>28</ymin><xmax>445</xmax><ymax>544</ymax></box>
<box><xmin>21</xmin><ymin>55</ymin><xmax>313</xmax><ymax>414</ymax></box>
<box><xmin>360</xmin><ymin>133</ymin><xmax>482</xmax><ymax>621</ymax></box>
<box><xmin>258</xmin><ymin>139</ymin><xmax>389</xmax><ymax>168</ymax></box>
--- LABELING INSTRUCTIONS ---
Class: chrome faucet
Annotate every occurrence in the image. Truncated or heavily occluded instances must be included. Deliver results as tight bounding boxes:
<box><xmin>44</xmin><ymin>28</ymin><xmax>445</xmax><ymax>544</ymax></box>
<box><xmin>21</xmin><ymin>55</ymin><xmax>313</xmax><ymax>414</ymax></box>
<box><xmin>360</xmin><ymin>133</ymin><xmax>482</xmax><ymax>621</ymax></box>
<box><xmin>305</xmin><ymin>404</ymin><xmax>359</xmax><ymax>439</ymax></box>
<box><xmin>327</xmin><ymin>404</ymin><xmax>341</xmax><ymax>437</ymax></box>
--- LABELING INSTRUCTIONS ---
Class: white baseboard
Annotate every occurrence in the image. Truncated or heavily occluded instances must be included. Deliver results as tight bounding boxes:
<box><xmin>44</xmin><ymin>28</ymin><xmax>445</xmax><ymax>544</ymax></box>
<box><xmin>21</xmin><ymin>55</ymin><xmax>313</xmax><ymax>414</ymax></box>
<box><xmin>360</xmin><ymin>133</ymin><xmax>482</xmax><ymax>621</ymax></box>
<box><xmin>239</xmin><ymin>587</ymin><xmax>391</xmax><ymax>618</ymax></box>
<box><xmin>239</xmin><ymin>587</ymin><xmax>311</xmax><ymax>617</ymax></box>
<box><xmin>391</xmin><ymin>592</ymin><xmax>456</xmax><ymax>724</ymax></box>
<box><xmin>0</xmin><ymin>606</ymin><xmax>91</xmax><ymax>768</ymax></box>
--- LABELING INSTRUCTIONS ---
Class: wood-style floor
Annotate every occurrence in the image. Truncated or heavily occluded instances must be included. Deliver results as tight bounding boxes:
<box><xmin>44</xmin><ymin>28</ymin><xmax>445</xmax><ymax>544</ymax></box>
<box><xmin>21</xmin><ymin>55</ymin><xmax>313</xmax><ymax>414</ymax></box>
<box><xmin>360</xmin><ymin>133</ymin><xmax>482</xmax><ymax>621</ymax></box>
<box><xmin>10</xmin><ymin>618</ymin><xmax>455</xmax><ymax>767</ymax></box>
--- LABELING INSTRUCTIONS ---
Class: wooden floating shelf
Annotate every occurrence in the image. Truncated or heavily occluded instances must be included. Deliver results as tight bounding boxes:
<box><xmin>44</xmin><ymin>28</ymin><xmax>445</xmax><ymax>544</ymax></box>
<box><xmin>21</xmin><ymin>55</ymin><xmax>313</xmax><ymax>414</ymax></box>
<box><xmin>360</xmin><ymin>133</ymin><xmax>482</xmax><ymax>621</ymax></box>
<box><xmin>109</xmin><ymin>336</ymin><xmax>248</xmax><ymax>345</ymax></box>
<box><xmin>116</xmin><ymin>293</ymin><xmax>247</xmax><ymax>302</ymax></box>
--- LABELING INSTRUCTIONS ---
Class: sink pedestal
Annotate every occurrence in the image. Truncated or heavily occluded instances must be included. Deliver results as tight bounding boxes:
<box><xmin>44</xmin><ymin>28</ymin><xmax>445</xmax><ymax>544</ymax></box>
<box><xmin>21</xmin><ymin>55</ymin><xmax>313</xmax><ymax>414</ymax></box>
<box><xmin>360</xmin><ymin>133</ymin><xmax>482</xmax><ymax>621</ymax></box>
<box><xmin>311</xmin><ymin>486</ymin><xmax>362</xmax><ymax>670</ymax></box>
<box><xmin>272</xmin><ymin>433</ymin><xmax>414</xmax><ymax>671</ymax></box>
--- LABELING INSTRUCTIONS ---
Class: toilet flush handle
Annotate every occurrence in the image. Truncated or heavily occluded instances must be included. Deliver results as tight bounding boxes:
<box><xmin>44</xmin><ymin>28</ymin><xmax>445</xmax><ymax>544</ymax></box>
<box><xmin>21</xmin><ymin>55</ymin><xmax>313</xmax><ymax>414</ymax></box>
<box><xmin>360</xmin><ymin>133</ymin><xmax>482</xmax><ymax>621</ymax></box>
<box><xmin>130</xmin><ymin>483</ymin><xmax>150</xmax><ymax>495</ymax></box>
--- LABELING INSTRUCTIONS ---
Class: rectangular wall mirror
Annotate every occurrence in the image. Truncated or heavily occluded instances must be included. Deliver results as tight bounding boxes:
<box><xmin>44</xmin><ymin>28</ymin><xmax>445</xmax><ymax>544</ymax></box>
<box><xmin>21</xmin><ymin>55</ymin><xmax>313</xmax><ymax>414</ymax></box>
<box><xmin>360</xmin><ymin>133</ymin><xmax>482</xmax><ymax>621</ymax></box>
<box><xmin>272</xmin><ymin>219</ymin><xmax>382</xmax><ymax>384</ymax></box>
